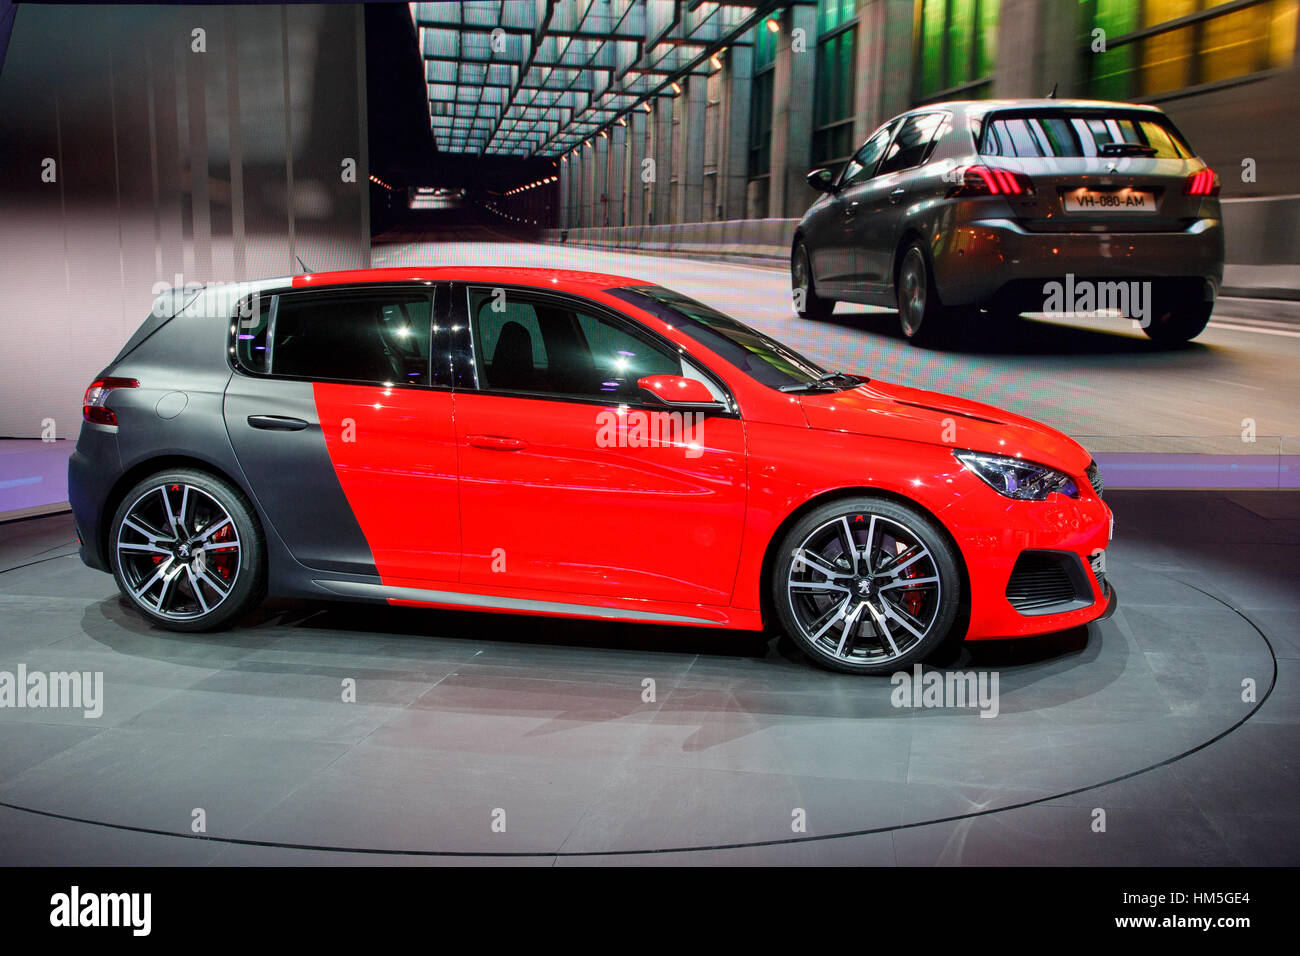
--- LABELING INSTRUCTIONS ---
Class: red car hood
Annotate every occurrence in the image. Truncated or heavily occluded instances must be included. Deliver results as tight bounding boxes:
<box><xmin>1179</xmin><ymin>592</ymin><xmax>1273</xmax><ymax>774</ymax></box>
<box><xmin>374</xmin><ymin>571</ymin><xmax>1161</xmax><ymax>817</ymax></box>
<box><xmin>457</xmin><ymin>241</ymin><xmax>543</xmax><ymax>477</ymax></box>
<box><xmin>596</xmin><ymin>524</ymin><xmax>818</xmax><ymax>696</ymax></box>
<box><xmin>797</xmin><ymin>379</ymin><xmax>1094</xmax><ymax>477</ymax></box>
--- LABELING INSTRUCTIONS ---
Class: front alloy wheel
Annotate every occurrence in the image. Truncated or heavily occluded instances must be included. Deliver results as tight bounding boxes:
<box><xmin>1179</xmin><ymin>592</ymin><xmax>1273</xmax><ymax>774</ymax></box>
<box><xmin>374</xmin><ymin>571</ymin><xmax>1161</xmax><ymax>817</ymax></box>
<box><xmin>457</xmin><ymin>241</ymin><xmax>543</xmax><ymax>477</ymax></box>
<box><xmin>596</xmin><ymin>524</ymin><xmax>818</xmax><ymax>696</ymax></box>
<box><xmin>773</xmin><ymin>497</ymin><xmax>961</xmax><ymax>674</ymax></box>
<box><xmin>110</xmin><ymin>469</ymin><xmax>265</xmax><ymax>631</ymax></box>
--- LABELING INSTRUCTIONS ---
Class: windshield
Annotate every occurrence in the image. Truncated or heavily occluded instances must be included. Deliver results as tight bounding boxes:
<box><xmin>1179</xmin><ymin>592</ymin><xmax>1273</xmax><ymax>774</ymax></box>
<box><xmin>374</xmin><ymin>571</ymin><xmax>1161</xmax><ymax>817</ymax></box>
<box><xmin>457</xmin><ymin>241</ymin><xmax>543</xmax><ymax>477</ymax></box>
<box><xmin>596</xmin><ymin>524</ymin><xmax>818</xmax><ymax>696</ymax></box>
<box><xmin>606</xmin><ymin>285</ymin><xmax>839</xmax><ymax>390</ymax></box>
<box><xmin>979</xmin><ymin>110</ymin><xmax>1194</xmax><ymax>159</ymax></box>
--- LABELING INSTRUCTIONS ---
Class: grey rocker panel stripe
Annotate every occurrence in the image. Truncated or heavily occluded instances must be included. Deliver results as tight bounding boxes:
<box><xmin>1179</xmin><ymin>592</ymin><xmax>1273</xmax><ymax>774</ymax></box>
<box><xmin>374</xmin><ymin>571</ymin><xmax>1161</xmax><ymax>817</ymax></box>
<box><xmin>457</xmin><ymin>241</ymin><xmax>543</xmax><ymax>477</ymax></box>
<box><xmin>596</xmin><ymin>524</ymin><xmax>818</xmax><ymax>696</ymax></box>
<box><xmin>312</xmin><ymin>580</ymin><xmax>718</xmax><ymax>624</ymax></box>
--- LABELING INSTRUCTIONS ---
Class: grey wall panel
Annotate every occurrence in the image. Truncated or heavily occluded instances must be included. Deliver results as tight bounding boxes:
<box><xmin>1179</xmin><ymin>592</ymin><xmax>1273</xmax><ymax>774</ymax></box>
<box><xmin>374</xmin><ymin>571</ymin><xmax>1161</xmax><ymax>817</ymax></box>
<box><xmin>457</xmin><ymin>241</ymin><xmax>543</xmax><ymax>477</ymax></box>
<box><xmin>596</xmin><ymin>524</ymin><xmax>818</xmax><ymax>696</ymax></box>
<box><xmin>0</xmin><ymin>4</ymin><xmax>369</xmax><ymax>438</ymax></box>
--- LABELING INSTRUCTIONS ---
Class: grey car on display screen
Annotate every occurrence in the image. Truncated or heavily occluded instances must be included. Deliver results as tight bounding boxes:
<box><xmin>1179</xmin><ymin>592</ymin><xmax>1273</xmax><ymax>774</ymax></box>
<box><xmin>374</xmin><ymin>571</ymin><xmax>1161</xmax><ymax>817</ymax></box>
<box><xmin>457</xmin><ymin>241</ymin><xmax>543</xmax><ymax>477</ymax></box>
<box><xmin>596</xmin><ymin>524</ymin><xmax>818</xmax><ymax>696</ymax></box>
<box><xmin>791</xmin><ymin>98</ymin><xmax>1225</xmax><ymax>345</ymax></box>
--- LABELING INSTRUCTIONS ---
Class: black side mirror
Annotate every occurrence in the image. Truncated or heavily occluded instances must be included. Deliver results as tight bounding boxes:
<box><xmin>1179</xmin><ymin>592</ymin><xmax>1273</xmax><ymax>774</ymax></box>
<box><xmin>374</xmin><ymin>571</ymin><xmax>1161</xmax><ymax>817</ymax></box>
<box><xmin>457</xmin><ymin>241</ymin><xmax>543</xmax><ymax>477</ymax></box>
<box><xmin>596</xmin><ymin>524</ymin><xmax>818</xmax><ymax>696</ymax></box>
<box><xmin>806</xmin><ymin>168</ymin><xmax>838</xmax><ymax>193</ymax></box>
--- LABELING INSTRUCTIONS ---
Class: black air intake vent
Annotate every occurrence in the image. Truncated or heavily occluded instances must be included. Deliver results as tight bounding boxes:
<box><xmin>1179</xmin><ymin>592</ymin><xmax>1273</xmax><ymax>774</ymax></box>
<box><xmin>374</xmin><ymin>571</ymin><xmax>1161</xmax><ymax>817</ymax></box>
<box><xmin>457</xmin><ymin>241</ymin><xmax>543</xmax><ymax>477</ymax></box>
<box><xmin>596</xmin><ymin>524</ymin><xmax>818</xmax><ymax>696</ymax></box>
<box><xmin>1006</xmin><ymin>551</ymin><xmax>1094</xmax><ymax>615</ymax></box>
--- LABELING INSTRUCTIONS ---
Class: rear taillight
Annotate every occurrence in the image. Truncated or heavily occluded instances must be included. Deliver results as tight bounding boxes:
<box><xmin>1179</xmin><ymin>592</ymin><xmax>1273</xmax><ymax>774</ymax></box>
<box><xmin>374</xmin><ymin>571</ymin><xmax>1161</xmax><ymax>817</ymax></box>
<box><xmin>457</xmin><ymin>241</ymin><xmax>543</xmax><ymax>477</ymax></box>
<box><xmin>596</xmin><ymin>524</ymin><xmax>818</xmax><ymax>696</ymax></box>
<box><xmin>1184</xmin><ymin>167</ymin><xmax>1220</xmax><ymax>196</ymax></box>
<box><xmin>83</xmin><ymin>377</ymin><xmax>138</xmax><ymax>425</ymax></box>
<box><xmin>948</xmin><ymin>164</ymin><xmax>1035</xmax><ymax>197</ymax></box>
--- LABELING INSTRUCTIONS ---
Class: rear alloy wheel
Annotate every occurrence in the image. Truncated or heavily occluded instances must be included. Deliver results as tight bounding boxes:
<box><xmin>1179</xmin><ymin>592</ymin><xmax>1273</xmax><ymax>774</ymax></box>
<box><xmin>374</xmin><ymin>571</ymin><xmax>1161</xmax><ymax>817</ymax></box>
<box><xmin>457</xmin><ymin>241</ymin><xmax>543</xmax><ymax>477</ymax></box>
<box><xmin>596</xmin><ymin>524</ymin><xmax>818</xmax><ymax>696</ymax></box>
<box><xmin>110</xmin><ymin>469</ymin><xmax>265</xmax><ymax>631</ymax></box>
<box><xmin>772</xmin><ymin>497</ymin><xmax>961</xmax><ymax>674</ymax></box>
<box><xmin>792</xmin><ymin>241</ymin><xmax>835</xmax><ymax>320</ymax></box>
<box><xmin>1141</xmin><ymin>298</ymin><xmax>1213</xmax><ymax>344</ymax></box>
<box><xmin>896</xmin><ymin>241</ymin><xmax>952</xmax><ymax>346</ymax></box>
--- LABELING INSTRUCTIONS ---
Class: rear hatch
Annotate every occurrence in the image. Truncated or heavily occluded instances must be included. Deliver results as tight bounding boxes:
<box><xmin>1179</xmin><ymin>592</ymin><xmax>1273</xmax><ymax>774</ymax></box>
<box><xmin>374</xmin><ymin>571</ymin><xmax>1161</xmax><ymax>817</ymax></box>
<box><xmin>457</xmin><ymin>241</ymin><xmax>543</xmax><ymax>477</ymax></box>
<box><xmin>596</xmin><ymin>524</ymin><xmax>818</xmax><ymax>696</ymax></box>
<box><xmin>977</xmin><ymin>106</ymin><xmax>1215</xmax><ymax>233</ymax></box>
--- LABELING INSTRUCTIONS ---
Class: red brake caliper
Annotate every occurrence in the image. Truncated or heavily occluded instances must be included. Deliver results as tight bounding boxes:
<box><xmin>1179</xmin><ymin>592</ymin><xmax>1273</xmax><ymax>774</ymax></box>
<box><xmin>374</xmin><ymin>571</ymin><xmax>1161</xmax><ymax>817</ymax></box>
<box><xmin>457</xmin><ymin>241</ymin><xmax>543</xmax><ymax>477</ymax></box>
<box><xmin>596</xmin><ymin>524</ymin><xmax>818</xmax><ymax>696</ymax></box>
<box><xmin>899</xmin><ymin>557</ymin><xmax>924</xmax><ymax>617</ymax></box>
<box><xmin>207</xmin><ymin>524</ymin><xmax>236</xmax><ymax>580</ymax></box>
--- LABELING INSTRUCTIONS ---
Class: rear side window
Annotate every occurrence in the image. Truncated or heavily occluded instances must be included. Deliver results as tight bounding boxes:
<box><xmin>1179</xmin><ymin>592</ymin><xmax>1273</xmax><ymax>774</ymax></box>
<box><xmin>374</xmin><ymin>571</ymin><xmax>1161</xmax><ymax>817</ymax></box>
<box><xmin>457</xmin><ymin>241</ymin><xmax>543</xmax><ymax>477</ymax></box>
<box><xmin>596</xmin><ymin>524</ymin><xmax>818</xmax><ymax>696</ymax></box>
<box><xmin>980</xmin><ymin>111</ymin><xmax>1193</xmax><ymax>159</ymax></box>
<box><xmin>238</xmin><ymin>292</ymin><xmax>434</xmax><ymax>386</ymax></box>
<box><xmin>876</xmin><ymin>112</ymin><xmax>946</xmax><ymax>175</ymax></box>
<box><xmin>234</xmin><ymin>296</ymin><xmax>272</xmax><ymax>373</ymax></box>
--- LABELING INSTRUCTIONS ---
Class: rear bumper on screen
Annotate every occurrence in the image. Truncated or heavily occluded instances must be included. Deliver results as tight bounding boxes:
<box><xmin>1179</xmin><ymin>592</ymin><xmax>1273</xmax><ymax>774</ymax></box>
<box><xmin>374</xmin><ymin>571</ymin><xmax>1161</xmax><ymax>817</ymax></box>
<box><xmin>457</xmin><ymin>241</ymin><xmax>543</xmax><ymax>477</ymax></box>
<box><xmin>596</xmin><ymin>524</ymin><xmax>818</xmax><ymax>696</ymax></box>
<box><xmin>932</xmin><ymin>216</ymin><xmax>1225</xmax><ymax>309</ymax></box>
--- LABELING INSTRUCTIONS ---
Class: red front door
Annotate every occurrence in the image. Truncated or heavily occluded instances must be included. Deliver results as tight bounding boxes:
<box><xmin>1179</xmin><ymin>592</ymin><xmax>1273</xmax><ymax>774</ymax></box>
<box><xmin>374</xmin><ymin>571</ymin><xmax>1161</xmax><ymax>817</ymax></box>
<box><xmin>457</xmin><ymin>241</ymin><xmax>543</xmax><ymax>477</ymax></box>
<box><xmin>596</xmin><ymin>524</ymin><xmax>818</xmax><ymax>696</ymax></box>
<box><xmin>453</xmin><ymin>391</ymin><xmax>746</xmax><ymax>606</ymax></box>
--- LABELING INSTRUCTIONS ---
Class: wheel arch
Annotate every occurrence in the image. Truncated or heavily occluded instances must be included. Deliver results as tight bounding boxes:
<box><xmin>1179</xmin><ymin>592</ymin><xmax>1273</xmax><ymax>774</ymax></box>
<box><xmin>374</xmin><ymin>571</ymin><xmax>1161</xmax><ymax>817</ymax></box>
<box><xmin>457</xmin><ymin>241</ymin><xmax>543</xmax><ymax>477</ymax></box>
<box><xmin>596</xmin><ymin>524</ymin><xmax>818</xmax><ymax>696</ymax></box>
<box><xmin>756</xmin><ymin>484</ymin><xmax>971</xmax><ymax>635</ymax></box>
<box><xmin>97</xmin><ymin>454</ymin><xmax>263</xmax><ymax>570</ymax></box>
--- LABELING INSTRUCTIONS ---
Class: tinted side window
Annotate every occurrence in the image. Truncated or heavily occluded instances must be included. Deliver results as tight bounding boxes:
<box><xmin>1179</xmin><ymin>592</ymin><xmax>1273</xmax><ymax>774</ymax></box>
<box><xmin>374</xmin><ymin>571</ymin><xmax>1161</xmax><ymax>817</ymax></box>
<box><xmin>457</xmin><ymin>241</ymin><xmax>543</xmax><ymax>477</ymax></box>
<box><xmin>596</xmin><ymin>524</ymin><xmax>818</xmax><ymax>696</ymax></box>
<box><xmin>876</xmin><ymin>113</ymin><xmax>945</xmax><ymax>175</ymax></box>
<box><xmin>574</xmin><ymin>312</ymin><xmax>682</xmax><ymax>383</ymax></box>
<box><xmin>468</xmin><ymin>288</ymin><xmax>711</xmax><ymax>402</ymax></box>
<box><xmin>269</xmin><ymin>293</ymin><xmax>432</xmax><ymax>385</ymax></box>
<box><xmin>606</xmin><ymin>285</ymin><xmax>826</xmax><ymax>391</ymax></box>
<box><xmin>235</xmin><ymin>296</ymin><xmax>272</xmax><ymax>373</ymax></box>
<box><xmin>840</xmin><ymin>125</ymin><xmax>894</xmax><ymax>187</ymax></box>
<box><xmin>474</xmin><ymin>297</ymin><xmax>548</xmax><ymax>377</ymax></box>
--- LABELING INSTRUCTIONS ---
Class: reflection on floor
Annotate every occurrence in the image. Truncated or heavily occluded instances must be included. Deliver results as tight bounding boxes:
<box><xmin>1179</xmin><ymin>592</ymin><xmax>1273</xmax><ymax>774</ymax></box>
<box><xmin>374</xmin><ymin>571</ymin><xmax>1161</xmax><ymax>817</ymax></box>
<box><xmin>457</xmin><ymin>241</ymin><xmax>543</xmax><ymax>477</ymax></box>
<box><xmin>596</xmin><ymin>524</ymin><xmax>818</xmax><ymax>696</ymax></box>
<box><xmin>0</xmin><ymin>491</ymin><xmax>1296</xmax><ymax>865</ymax></box>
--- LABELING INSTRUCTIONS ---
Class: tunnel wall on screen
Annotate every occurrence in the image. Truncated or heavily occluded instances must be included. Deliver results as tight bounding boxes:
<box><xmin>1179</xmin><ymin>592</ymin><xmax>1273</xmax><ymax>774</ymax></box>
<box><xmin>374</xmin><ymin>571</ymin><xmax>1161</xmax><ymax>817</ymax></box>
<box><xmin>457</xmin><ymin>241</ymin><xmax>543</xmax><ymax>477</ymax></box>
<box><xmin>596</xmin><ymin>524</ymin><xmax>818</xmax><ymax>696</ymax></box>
<box><xmin>0</xmin><ymin>3</ymin><xmax>369</xmax><ymax>438</ymax></box>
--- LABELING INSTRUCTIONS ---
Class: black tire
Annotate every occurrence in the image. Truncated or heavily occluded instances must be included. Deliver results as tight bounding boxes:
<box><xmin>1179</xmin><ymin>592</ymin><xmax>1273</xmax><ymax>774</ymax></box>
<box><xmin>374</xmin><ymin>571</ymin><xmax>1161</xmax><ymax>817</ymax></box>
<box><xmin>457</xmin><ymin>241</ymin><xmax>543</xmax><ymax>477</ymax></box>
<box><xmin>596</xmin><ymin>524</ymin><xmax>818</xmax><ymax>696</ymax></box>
<box><xmin>770</xmin><ymin>495</ymin><xmax>962</xmax><ymax>675</ymax></box>
<box><xmin>1141</xmin><ymin>298</ymin><xmax>1213</xmax><ymax>344</ymax></box>
<box><xmin>792</xmin><ymin>241</ymin><xmax>835</xmax><ymax>320</ymax></box>
<box><xmin>109</xmin><ymin>468</ymin><xmax>266</xmax><ymax>632</ymax></box>
<box><xmin>895</xmin><ymin>241</ymin><xmax>952</xmax><ymax>346</ymax></box>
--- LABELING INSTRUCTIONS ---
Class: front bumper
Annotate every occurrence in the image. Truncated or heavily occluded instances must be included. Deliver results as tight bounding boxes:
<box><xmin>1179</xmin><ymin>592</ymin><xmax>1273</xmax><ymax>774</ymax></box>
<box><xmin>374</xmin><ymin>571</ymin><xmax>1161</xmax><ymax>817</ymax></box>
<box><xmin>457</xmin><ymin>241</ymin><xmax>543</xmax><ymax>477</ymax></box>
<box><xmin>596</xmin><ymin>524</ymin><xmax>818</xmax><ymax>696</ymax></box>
<box><xmin>938</xmin><ymin>473</ymin><xmax>1115</xmax><ymax>640</ymax></box>
<box><xmin>932</xmin><ymin>216</ymin><xmax>1224</xmax><ymax>308</ymax></box>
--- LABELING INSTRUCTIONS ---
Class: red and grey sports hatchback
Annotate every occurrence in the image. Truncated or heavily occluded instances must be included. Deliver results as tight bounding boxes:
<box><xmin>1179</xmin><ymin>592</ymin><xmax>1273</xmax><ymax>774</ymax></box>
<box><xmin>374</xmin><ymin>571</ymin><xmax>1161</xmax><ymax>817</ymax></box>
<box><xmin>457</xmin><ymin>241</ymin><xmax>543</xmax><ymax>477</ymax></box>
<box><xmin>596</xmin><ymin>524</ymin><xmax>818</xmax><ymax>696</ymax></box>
<box><xmin>70</xmin><ymin>268</ymin><xmax>1113</xmax><ymax>674</ymax></box>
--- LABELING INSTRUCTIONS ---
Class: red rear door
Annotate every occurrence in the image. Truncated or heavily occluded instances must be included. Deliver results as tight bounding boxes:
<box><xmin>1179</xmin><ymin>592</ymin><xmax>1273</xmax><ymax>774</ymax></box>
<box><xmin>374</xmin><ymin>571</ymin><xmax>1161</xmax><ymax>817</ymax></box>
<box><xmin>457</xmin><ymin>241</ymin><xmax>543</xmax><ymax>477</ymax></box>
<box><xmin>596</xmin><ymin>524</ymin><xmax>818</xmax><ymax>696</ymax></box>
<box><xmin>313</xmin><ymin>380</ymin><xmax>459</xmax><ymax>586</ymax></box>
<box><xmin>226</xmin><ymin>285</ymin><xmax>460</xmax><ymax>585</ymax></box>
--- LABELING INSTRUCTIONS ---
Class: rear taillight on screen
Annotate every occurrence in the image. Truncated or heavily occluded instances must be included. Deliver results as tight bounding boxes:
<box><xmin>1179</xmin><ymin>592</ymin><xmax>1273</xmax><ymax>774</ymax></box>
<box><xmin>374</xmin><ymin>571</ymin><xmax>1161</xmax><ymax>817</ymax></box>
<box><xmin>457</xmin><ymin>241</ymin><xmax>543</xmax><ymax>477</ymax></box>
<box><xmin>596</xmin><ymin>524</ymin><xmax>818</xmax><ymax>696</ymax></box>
<box><xmin>1185</xmin><ymin>167</ymin><xmax>1220</xmax><ymax>196</ymax></box>
<box><xmin>948</xmin><ymin>165</ymin><xmax>1034</xmax><ymax>197</ymax></box>
<box><xmin>83</xmin><ymin>377</ymin><xmax>138</xmax><ymax>425</ymax></box>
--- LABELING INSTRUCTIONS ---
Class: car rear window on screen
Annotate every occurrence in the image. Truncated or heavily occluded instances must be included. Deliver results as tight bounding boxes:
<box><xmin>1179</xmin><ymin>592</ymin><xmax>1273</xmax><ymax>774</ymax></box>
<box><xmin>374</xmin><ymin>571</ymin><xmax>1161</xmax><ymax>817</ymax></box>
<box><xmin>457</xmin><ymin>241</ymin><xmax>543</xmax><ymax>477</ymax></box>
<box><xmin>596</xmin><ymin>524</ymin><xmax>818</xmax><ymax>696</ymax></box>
<box><xmin>979</xmin><ymin>110</ymin><xmax>1193</xmax><ymax>159</ymax></box>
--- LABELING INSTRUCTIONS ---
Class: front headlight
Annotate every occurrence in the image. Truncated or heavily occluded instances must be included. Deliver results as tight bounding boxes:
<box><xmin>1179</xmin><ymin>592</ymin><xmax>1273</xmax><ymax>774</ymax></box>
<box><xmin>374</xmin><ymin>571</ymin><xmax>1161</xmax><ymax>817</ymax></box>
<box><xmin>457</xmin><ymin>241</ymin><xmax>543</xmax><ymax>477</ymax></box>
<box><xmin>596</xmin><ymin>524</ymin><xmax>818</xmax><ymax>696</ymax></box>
<box><xmin>955</xmin><ymin>451</ymin><xmax>1079</xmax><ymax>501</ymax></box>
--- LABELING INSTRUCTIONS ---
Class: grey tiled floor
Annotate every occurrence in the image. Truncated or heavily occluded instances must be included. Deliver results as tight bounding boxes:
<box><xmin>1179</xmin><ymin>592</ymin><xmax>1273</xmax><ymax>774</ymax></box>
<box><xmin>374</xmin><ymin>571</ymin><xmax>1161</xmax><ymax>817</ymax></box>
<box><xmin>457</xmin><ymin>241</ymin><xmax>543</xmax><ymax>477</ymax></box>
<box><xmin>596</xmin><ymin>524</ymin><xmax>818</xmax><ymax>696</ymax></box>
<box><xmin>0</xmin><ymin>491</ymin><xmax>1295</xmax><ymax>865</ymax></box>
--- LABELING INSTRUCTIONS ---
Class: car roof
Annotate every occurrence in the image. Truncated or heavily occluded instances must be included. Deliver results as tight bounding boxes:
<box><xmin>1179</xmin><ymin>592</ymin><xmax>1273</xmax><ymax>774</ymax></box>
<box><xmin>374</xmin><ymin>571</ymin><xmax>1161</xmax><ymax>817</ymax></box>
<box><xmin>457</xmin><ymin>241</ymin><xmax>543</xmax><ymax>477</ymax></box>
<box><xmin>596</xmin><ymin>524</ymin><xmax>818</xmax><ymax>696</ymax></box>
<box><xmin>279</xmin><ymin>266</ymin><xmax>645</xmax><ymax>294</ymax></box>
<box><xmin>929</xmin><ymin>98</ymin><xmax>1165</xmax><ymax>116</ymax></box>
<box><xmin>120</xmin><ymin>267</ymin><xmax>655</xmax><ymax>365</ymax></box>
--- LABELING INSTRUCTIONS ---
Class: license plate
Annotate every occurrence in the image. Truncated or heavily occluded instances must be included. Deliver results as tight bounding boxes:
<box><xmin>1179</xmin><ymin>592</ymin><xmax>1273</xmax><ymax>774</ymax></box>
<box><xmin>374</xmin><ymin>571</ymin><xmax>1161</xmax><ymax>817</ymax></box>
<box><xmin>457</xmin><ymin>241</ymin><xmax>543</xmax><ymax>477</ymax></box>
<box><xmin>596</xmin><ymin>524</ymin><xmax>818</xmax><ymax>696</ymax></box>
<box><xmin>1062</xmin><ymin>188</ymin><xmax>1155</xmax><ymax>213</ymax></box>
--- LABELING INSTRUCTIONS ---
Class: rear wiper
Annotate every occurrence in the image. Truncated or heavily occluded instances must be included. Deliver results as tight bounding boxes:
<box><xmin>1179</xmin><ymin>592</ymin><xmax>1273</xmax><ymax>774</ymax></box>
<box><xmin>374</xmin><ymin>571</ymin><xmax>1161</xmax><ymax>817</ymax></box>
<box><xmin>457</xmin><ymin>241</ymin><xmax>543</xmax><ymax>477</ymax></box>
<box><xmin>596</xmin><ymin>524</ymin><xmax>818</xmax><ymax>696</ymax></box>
<box><xmin>778</xmin><ymin>371</ymin><xmax>861</xmax><ymax>393</ymax></box>
<box><xmin>1098</xmin><ymin>142</ymin><xmax>1157</xmax><ymax>158</ymax></box>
